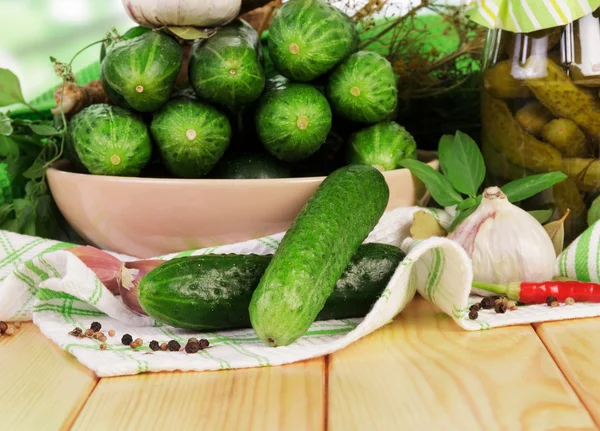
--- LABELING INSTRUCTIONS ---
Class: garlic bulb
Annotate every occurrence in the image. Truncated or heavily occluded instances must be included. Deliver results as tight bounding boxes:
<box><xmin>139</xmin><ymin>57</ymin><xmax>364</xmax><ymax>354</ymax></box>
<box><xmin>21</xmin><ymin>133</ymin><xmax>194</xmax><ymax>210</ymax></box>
<box><xmin>122</xmin><ymin>0</ymin><xmax>242</xmax><ymax>28</ymax></box>
<box><xmin>448</xmin><ymin>187</ymin><xmax>556</xmax><ymax>295</ymax></box>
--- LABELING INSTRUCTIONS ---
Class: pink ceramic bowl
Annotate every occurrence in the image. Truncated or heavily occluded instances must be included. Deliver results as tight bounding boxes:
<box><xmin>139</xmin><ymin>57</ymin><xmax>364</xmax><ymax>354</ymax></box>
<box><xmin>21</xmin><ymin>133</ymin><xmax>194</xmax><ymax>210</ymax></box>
<box><xmin>47</xmin><ymin>152</ymin><xmax>438</xmax><ymax>258</ymax></box>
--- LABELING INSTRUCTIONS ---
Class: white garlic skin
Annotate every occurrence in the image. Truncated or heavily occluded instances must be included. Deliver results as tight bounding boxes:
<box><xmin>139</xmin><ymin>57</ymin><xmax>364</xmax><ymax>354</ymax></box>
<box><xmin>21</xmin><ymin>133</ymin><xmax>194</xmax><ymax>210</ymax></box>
<box><xmin>448</xmin><ymin>187</ymin><xmax>556</xmax><ymax>296</ymax></box>
<box><xmin>122</xmin><ymin>0</ymin><xmax>242</xmax><ymax>28</ymax></box>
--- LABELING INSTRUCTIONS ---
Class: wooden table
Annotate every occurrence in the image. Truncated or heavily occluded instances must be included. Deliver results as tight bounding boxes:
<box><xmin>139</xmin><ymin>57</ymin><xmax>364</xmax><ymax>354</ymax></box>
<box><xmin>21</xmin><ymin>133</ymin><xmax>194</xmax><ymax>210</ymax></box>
<box><xmin>2</xmin><ymin>296</ymin><xmax>599</xmax><ymax>431</ymax></box>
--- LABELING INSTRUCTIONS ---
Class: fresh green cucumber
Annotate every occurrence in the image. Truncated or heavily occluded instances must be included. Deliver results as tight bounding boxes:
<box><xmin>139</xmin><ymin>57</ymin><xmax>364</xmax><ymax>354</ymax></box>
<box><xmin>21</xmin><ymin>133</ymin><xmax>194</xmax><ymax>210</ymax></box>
<box><xmin>189</xmin><ymin>19</ymin><xmax>265</xmax><ymax>107</ymax></box>
<box><xmin>347</xmin><ymin>121</ymin><xmax>417</xmax><ymax>171</ymax></box>
<box><xmin>102</xmin><ymin>31</ymin><xmax>182</xmax><ymax>112</ymax></box>
<box><xmin>214</xmin><ymin>153</ymin><xmax>291</xmax><ymax>179</ymax></box>
<box><xmin>137</xmin><ymin>243</ymin><xmax>403</xmax><ymax>330</ymax></box>
<box><xmin>256</xmin><ymin>80</ymin><xmax>332</xmax><ymax>162</ymax></box>
<box><xmin>69</xmin><ymin>104</ymin><xmax>152</xmax><ymax>176</ymax></box>
<box><xmin>268</xmin><ymin>0</ymin><xmax>359</xmax><ymax>82</ymax></box>
<box><xmin>249</xmin><ymin>164</ymin><xmax>389</xmax><ymax>346</ymax></box>
<box><xmin>150</xmin><ymin>98</ymin><xmax>232</xmax><ymax>178</ymax></box>
<box><xmin>326</xmin><ymin>51</ymin><xmax>398</xmax><ymax>123</ymax></box>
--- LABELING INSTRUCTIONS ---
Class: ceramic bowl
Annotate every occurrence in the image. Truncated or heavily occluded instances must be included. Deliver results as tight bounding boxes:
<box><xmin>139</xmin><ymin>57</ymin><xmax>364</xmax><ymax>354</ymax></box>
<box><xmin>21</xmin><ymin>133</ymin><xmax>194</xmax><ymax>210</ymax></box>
<box><xmin>47</xmin><ymin>152</ymin><xmax>438</xmax><ymax>258</ymax></box>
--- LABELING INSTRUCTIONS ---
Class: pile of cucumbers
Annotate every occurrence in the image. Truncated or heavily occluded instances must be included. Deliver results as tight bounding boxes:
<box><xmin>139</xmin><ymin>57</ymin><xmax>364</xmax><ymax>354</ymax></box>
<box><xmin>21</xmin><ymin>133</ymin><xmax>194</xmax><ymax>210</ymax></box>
<box><xmin>67</xmin><ymin>0</ymin><xmax>418</xmax><ymax>180</ymax></box>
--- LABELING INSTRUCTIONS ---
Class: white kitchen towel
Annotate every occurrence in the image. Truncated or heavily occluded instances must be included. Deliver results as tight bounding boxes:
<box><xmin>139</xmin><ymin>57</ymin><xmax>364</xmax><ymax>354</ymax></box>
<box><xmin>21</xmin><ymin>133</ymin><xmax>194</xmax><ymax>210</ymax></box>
<box><xmin>1</xmin><ymin>206</ymin><xmax>600</xmax><ymax>377</ymax></box>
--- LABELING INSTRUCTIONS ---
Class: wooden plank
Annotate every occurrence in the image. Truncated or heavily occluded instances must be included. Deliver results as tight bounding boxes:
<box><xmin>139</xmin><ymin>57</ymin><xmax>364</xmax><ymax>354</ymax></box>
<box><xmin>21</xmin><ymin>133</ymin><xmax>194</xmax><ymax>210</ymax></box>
<box><xmin>328</xmin><ymin>297</ymin><xmax>596</xmax><ymax>431</ymax></box>
<box><xmin>72</xmin><ymin>358</ymin><xmax>325</xmax><ymax>431</ymax></box>
<box><xmin>0</xmin><ymin>322</ymin><xmax>97</xmax><ymax>430</ymax></box>
<box><xmin>535</xmin><ymin>318</ymin><xmax>600</xmax><ymax>427</ymax></box>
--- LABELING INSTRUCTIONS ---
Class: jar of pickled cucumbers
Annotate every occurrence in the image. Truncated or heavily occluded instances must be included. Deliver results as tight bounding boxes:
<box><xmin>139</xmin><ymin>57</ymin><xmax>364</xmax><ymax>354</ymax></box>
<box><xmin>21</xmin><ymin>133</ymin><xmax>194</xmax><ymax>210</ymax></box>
<box><xmin>474</xmin><ymin>2</ymin><xmax>600</xmax><ymax>243</ymax></box>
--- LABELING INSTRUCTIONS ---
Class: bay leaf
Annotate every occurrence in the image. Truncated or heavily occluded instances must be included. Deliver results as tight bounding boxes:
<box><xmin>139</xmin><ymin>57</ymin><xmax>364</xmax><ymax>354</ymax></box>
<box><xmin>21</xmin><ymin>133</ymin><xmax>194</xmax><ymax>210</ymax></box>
<box><xmin>410</xmin><ymin>210</ymin><xmax>447</xmax><ymax>240</ymax></box>
<box><xmin>528</xmin><ymin>209</ymin><xmax>553</xmax><ymax>224</ymax></box>
<box><xmin>543</xmin><ymin>209</ymin><xmax>570</xmax><ymax>256</ymax></box>
<box><xmin>164</xmin><ymin>26</ymin><xmax>217</xmax><ymax>40</ymax></box>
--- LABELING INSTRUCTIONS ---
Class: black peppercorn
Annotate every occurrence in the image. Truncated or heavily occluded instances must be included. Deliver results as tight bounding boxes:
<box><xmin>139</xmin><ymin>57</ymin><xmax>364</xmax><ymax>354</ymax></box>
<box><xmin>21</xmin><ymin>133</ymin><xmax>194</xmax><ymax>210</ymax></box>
<box><xmin>0</xmin><ymin>321</ymin><xmax>7</xmax><ymax>334</ymax></box>
<box><xmin>480</xmin><ymin>297</ymin><xmax>494</xmax><ymax>309</ymax></box>
<box><xmin>494</xmin><ymin>303</ymin><xmax>507</xmax><ymax>314</ymax></box>
<box><xmin>185</xmin><ymin>342</ymin><xmax>199</xmax><ymax>354</ymax></box>
<box><xmin>90</xmin><ymin>322</ymin><xmax>102</xmax><ymax>332</ymax></box>
<box><xmin>121</xmin><ymin>334</ymin><xmax>133</xmax><ymax>346</ymax></box>
<box><xmin>167</xmin><ymin>340</ymin><xmax>181</xmax><ymax>351</ymax></box>
<box><xmin>546</xmin><ymin>296</ymin><xmax>558</xmax><ymax>306</ymax></box>
<box><xmin>149</xmin><ymin>340</ymin><xmax>160</xmax><ymax>351</ymax></box>
<box><xmin>468</xmin><ymin>310</ymin><xmax>478</xmax><ymax>320</ymax></box>
<box><xmin>469</xmin><ymin>303</ymin><xmax>480</xmax><ymax>312</ymax></box>
<box><xmin>199</xmin><ymin>339</ymin><xmax>209</xmax><ymax>349</ymax></box>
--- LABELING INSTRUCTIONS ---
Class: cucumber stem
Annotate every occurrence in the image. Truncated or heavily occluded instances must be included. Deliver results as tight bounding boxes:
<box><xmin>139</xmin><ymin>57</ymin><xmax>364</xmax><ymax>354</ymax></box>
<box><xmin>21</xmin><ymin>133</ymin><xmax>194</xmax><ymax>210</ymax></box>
<box><xmin>350</xmin><ymin>86</ymin><xmax>361</xmax><ymax>97</ymax></box>
<box><xmin>136</xmin><ymin>85</ymin><xmax>144</xmax><ymax>93</ymax></box>
<box><xmin>289</xmin><ymin>43</ymin><xmax>300</xmax><ymax>55</ymax></box>
<box><xmin>110</xmin><ymin>155</ymin><xmax>121</xmax><ymax>166</ymax></box>
<box><xmin>472</xmin><ymin>281</ymin><xmax>520</xmax><ymax>301</ymax></box>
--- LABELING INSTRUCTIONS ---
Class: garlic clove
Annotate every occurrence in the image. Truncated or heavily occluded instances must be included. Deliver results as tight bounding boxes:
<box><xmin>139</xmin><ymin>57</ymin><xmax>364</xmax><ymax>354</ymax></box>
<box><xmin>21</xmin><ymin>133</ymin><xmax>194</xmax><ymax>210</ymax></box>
<box><xmin>118</xmin><ymin>260</ymin><xmax>164</xmax><ymax>316</ymax></box>
<box><xmin>67</xmin><ymin>246</ymin><xmax>122</xmax><ymax>295</ymax></box>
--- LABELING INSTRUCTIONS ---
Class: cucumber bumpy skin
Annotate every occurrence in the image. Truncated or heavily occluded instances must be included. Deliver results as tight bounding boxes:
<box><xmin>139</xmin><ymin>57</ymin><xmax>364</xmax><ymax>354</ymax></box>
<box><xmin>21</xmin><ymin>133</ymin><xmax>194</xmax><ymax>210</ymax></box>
<box><xmin>249</xmin><ymin>165</ymin><xmax>390</xmax><ymax>347</ymax></box>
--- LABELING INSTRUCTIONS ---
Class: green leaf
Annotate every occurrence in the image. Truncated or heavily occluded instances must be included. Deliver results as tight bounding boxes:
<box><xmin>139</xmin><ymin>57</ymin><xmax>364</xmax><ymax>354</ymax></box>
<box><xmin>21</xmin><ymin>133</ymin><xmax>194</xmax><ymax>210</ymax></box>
<box><xmin>22</xmin><ymin>161</ymin><xmax>47</xmax><ymax>180</ymax></box>
<box><xmin>398</xmin><ymin>159</ymin><xmax>464</xmax><ymax>207</ymax></box>
<box><xmin>438</xmin><ymin>131</ymin><xmax>485</xmax><ymax>197</ymax></box>
<box><xmin>29</xmin><ymin>124</ymin><xmax>59</xmax><ymax>136</ymax></box>
<box><xmin>0</xmin><ymin>68</ymin><xmax>26</xmax><ymax>107</ymax></box>
<box><xmin>501</xmin><ymin>172</ymin><xmax>568</xmax><ymax>203</ymax></box>
<box><xmin>528</xmin><ymin>209</ymin><xmax>554</xmax><ymax>224</ymax></box>
<box><xmin>35</xmin><ymin>194</ymin><xmax>60</xmax><ymax>239</ymax></box>
<box><xmin>164</xmin><ymin>26</ymin><xmax>217</xmax><ymax>40</ymax></box>
<box><xmin>456</xmin><ymin>196</ymin><xmax>477</xmax><ymax>211</ymax></box>
<box><xmin>0</xmin><ymin>163</ymin><xmax>12</xmax><ymax>206</ymax></box>
<box><xmin>0</xmin><ymin>113</ymin><xmax>13</xmax><ymax>136</ymax></box>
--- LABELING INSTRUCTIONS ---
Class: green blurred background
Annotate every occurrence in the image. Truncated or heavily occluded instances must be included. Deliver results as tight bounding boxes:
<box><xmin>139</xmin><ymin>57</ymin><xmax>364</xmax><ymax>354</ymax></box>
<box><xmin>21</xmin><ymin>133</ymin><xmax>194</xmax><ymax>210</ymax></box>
<box><xmin>0</xmin><ymin>0</ymin><xmax>134</xmax><ymax>100</ymax></box>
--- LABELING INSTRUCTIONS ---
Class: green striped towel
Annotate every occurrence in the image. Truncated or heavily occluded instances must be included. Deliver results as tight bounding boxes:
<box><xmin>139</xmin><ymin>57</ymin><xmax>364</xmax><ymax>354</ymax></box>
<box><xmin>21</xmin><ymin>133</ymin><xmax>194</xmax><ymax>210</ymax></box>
<box><xmin>467</xmin><ymin>0</ymin><xmax>600</xmax><ymax>33</ymax></box>
<box><xmin>1</xmin><ymin>206</ymin><xmax>600</xmax><ymax>377</ymax></box>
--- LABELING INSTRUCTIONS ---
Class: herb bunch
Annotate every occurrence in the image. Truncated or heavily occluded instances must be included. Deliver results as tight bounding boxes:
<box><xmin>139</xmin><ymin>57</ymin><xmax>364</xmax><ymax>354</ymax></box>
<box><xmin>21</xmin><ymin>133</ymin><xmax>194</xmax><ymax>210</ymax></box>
<box><xmin>0</xmin><ymin>33</ymin><xmax>117</xmax><ymax>239</ymax></box>
<box><xmin>399</xmin><ymin>131</ymin><xmax>567</xmax><ymax>231</ymax></box>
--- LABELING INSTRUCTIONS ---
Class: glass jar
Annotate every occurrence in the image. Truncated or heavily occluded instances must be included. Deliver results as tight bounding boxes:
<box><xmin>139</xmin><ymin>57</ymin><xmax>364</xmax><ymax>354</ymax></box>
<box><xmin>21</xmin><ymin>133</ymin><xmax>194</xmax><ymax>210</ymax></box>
<box><xmin>480</xmin><ymin>10</ymin><xmax>600</xmax><ymax>244</ymax></box>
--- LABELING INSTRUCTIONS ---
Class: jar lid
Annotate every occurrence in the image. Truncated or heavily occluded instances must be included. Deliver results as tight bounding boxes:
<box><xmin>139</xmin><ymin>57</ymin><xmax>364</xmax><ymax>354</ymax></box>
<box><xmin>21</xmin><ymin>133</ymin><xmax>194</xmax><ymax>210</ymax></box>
<box><xmin>467</xmin><ymin>0</ymin><xmax>600</xmax><ymax>33</ymax></box>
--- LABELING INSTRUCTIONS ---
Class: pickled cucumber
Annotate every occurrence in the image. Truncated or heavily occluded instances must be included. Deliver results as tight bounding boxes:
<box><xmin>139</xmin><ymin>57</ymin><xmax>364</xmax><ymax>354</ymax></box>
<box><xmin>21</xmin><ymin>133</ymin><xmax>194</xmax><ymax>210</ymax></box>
<box><xmin>483</xmin><ymin>60</ymin><xmax>531</xmax><ymax>99</ymax></box>
<box><xmin>541</xmin><ymin>119</ymin><xmax>588</xmax><ymax>157</ymax></box>
<box><xmin>524</xmin><ymin>57</ymin><xmax>600</xmax><ymax>139</ymax></box>
<box><xmin>481</xmin><ymin>92</ymin><xmax>562</xmax><ymax>172</ymax></box>
<box><xmin>482</xmin><ymin>141</ymin><xmax>531</xmax><ymax>181</ymax></box>
<box><xmin>515</xmin><ymin>101</ymin><xmax>553</xmax><ymax>136</ymax></box>
<box><xmin>561</xmin><ymin>158</ymin><xmax>600</xmax><ymax>192</ymax></box>
<box><xmin>553</xmin><ymin>178</ymin><xmax>587</xmax><ymax>242</ymax></box>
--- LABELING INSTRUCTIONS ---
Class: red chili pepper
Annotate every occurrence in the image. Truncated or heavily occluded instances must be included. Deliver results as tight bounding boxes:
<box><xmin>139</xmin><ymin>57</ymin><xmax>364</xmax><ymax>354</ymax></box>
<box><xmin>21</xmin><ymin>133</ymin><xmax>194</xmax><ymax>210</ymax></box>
<box><xmin>472</xmin><ymin>280</ymin><xmax>600</xmax><ymax>304</ymax></box>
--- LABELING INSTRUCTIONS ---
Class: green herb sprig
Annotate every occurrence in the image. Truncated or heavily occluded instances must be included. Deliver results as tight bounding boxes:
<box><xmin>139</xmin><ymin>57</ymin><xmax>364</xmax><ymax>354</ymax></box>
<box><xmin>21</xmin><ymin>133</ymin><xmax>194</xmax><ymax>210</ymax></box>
<box><xmin>0</xmin><ymin>31</ymin><xmax>118</xmax><ymax>239</ymax></box>
<box><xmin>399</xmin><ymin>131</ymin><xmax>567</xmax><ymax>231</ymax></box>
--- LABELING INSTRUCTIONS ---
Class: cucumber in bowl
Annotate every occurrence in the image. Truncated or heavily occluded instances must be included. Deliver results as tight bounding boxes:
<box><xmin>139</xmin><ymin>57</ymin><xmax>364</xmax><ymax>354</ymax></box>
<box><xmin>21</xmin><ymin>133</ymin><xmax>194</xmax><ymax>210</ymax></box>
<box><xmin>326</xmin><ymin>51</ymin><xmax>398</xmax><ymax>124</ymax></box>
<box><xmin>267</xmin><ymin>0</ymin><xmax>359</xmax><ymax>82</ymax></box>
<box><xmin>150</xmin><ymin>98</ymin><xmax>232</xmax><ymax>178</ymax></box>
<box><xmin>256</xmin><ymin>78</ymin><xmax>332</xmax><ymax>162</ymax></box>
<box><xmin>189</xmin><ymin>19</ymin><xmax>265</xmax><ymax>107</ymax></box>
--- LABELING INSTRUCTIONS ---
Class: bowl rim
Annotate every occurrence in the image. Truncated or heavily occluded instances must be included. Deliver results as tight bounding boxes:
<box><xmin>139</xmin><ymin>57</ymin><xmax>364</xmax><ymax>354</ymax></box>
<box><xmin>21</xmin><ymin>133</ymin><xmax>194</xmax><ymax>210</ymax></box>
<box><xmin>48</xmin><ymin>150</ymin><xmax>438</xmax><ymax>184</ymax></box>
